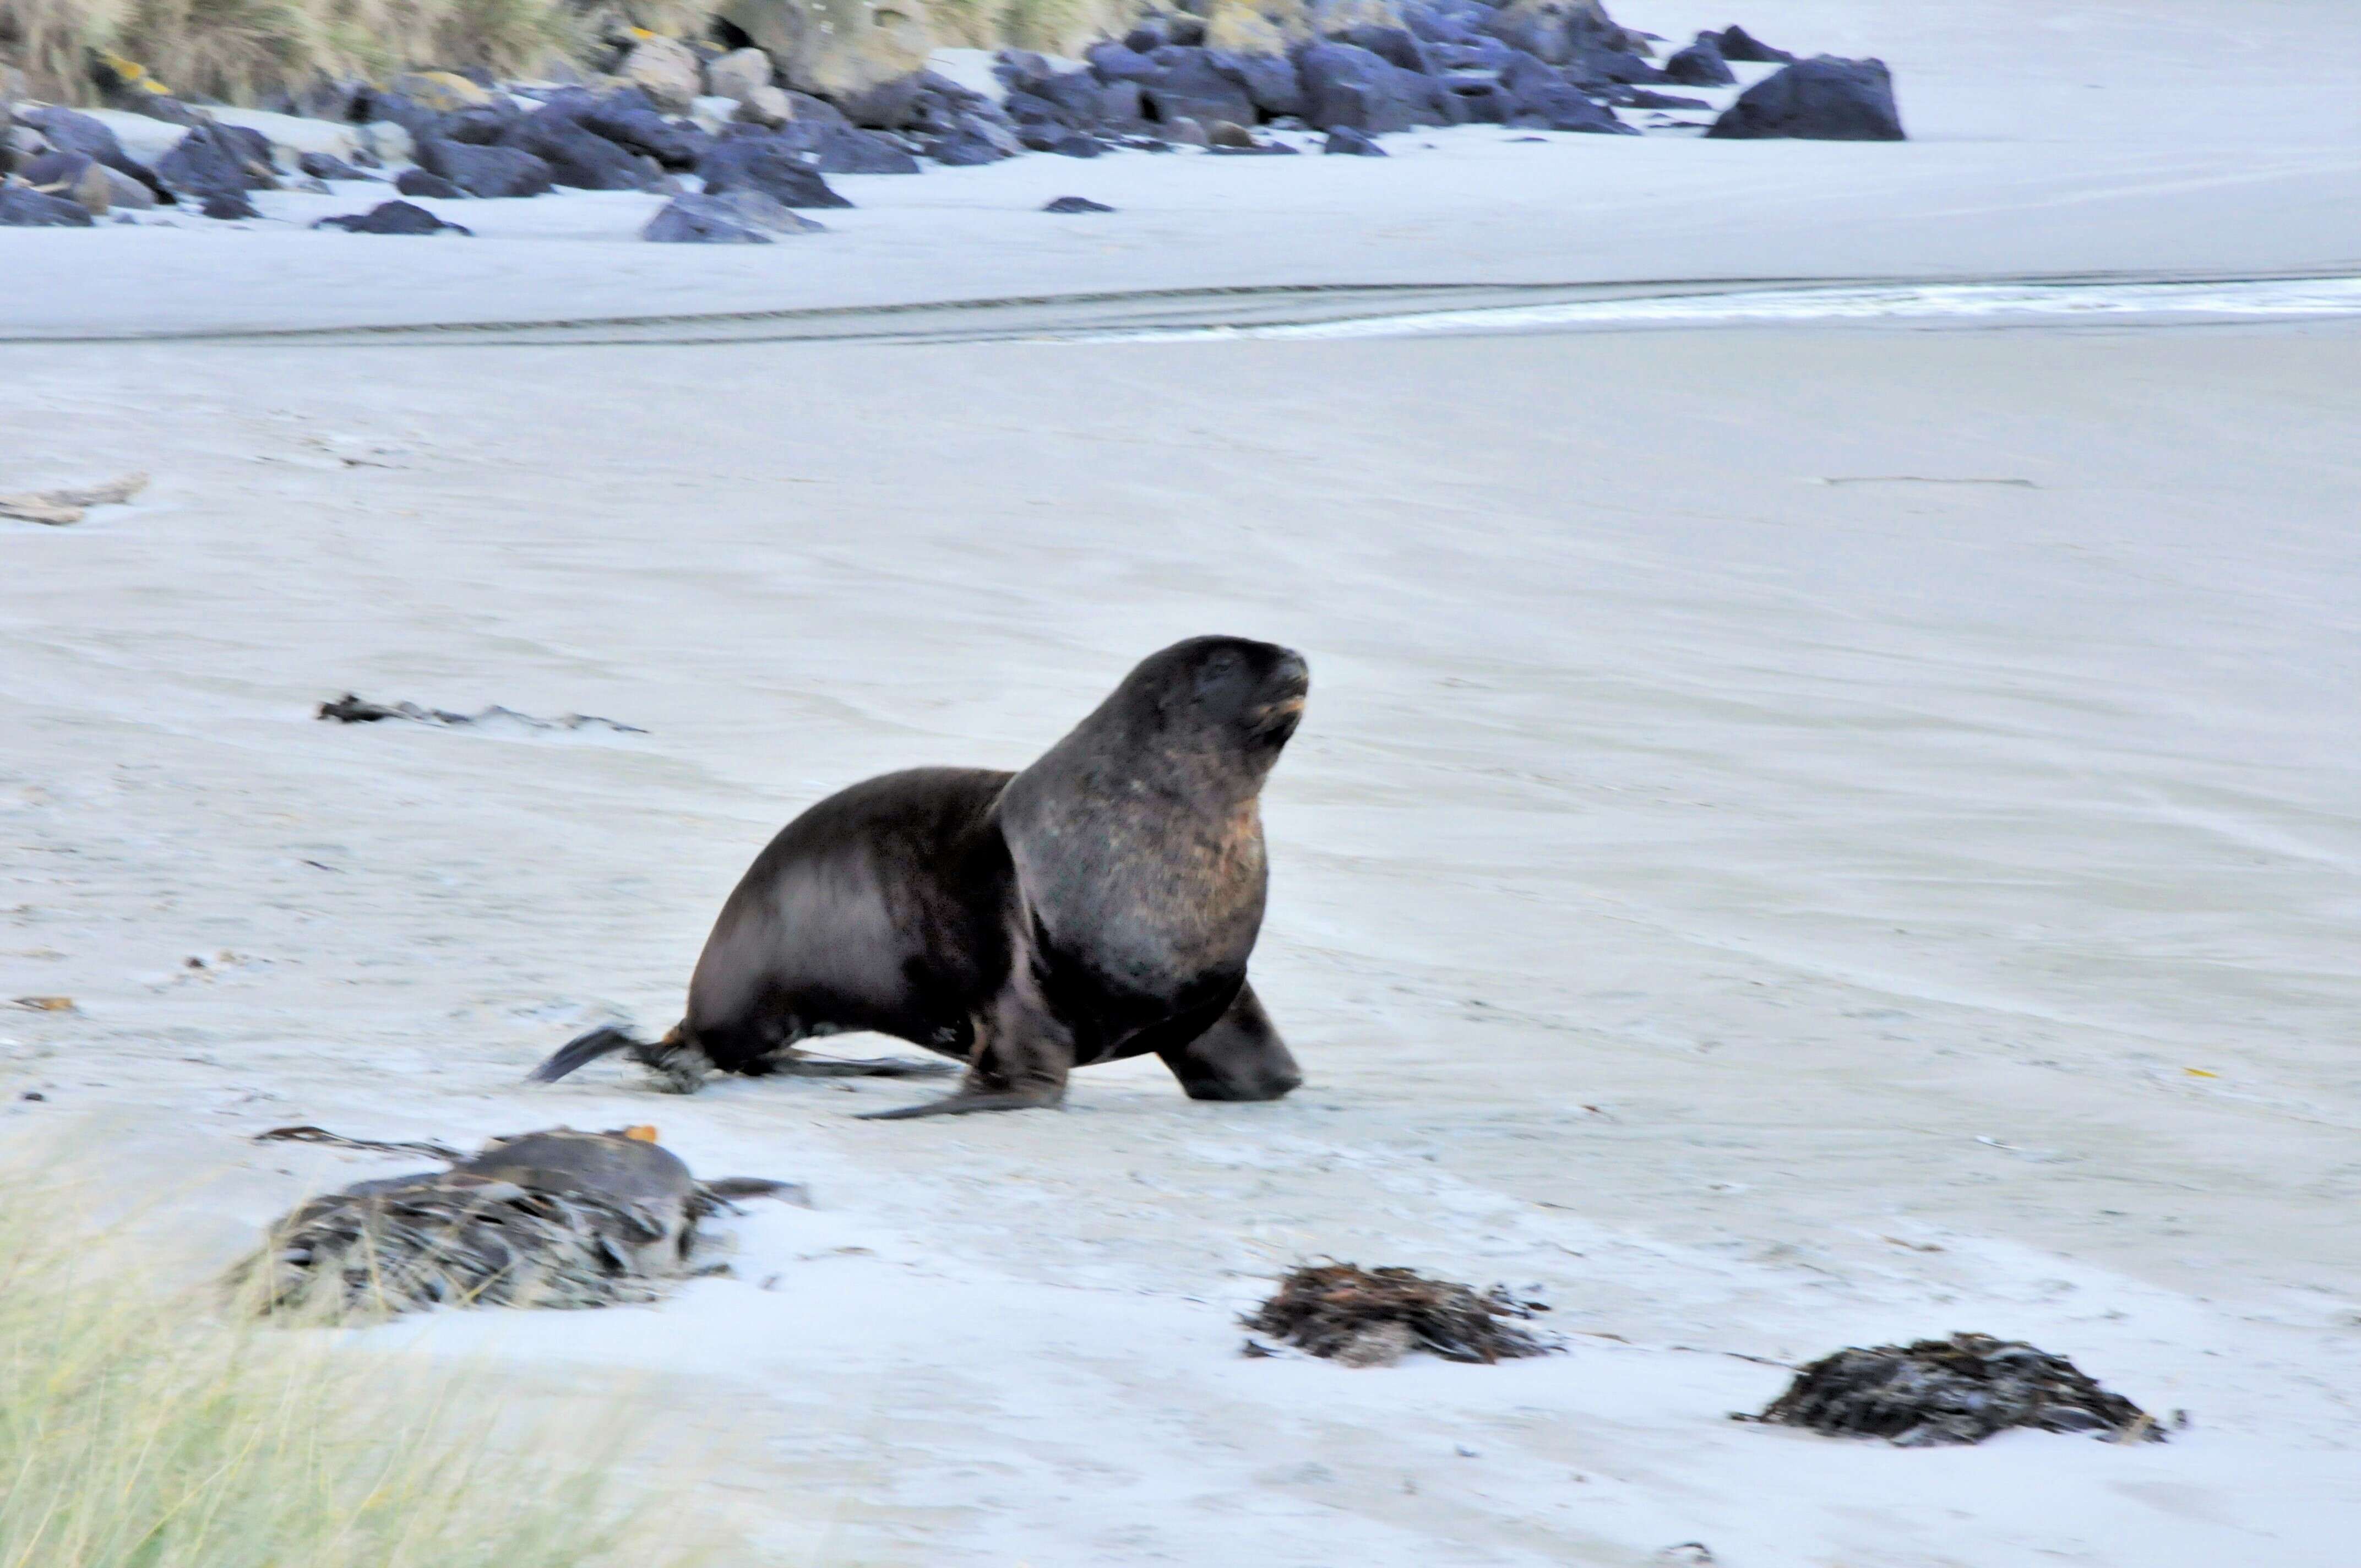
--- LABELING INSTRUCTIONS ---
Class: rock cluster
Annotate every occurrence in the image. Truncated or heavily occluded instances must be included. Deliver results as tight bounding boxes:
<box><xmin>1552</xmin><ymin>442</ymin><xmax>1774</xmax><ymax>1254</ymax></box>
<box><xmin>1</xmin><ymin>8</ymin><xmax>1904</xmax><ymax>235</ymax></box>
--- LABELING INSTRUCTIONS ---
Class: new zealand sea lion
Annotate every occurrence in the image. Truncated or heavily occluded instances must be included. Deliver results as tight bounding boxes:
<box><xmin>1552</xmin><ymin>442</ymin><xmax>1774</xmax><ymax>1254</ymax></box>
<box><xmin>531</xmin><ymin>636</ymin><xmax>1310</xmax><ymax>1117</ymax></box>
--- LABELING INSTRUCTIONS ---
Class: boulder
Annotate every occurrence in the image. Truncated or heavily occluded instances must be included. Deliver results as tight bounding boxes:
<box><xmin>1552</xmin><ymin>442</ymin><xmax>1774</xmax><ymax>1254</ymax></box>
<box><xmin>1020</xmin><ymin>127</ymin><xmax>1103</xmax><ymax>156</ymax></box>
<box><xmin>580</xmin><ymin>94</ymin><xmax>711</xmax><ymax>168</ymax></box>
<box><xmin>297</xmin><ymin>151</ymin><xmax>370</xmax><ymax>181</ymax></box>
<box><xmin>100</xmin><ymin>165</ymin><xmax>159</xmax><ymax>209</ymax></box>
<box><xmin>697</xmin><ymin>130</ymin><xmax>855</xmax><ymax>205</ymax></box>
<box><xmin>837</xmin><ymin>72</ymin><xmax>928</xmax><ymax>129</ymax></box>
<box><xmin>707</xmin><ymin>47</ymin><xmax>777</xmax><ymax>102</ymax></box>
<box><xmin>1332</xmin><ymin>24</ymin><xmax>1428</xmax><ymax>73</ymax></box>
<box><xmin>1506</xmin><ymin>78</ymin><xmax>1631</xmax><ymax>133</ymax></box>
<box><xmin>923</xmin><ymin>126</ymin><xmax>1011</xmax><ymax>164</ymax></box>
<box><xmin>622</xmin><ymin>34</ymin><xmax>703</xmax><ymax>114</ymax></box>
<box><xmin>434</xmin><ymin>104</ymin><xmax>523</xmax><ymax>146</ymax></box>
<box><xmin>643</xmin><ymin>193</ymin><xmax>774</xmax><ymax>242</ymax></box>
<box><xmin>199</xmin><ymin>189</ymin><xmax>258</xmax><ymax>219</ymax></box>
<box><xmin>395</xmin><ymin>167</ymin><xmax>466</xmax><ymax>198</ymax></box>
<box><xmin>1620</xmin><ymin>88</ymin><xmax>1709</xmax><ymax>110</ymax></box>
<box><xmin>502</xmin><ymin>102</ymin><xmax>652</xmax><ymax>189</ymax></box>
<box><xmin>733</xmin><ymin>86</ymin><xmax>797</xmax><ymax>127</ymax></box>
<box><xmin>20</xmin><ymin>151</ymin><xmax>114</xmax><ymax>215</ymax></box>
<box><xmin>1043</xmin><ymin>194</ymin><xmax>1113</xmax><ymax>212</ymax></box>
<box><xmin>811</xmin><ymin>124</ymin><xmax>921</xmax><ymax>172</ymax></box>
<box><xmin>1084</xmin><ymin>42</ymin><xmax>1162</xmax><ymax>83</ymax></box>
<box><xmin>1661</xmin><ymin>34</ymin><xmax>1734</xmax><ymax>86</ymax></box>
<box><xmin>0</xmin><ymin>186</ymin><xmax>95</xmax><ymax>226</ymax></box>
<box><xmin>716</xmin><ymin>0</ymin><xmax>933</xmax><ymax>99</ymax></box>
<box><xmin>705</xmin><ymin>187</ymin><xmax>825</xmax><ymax>232</ymax></box>
<box><xmin>1293</xmin><ymin>41</ymin><xmax>1447</xmax><ymax>133</ymax></box>
<box><xmin>16</xmin><ymin>107</ymin><xmax>173</xmax><ymax>203</ymax></box>
<box><xmin>1217</xmin><ymin>51</ymin><xmax>1306</xmax><ymax>119</ymax></box>
<box><xmin>1710</xmin><ymin>25</ymin><xmax>1793</xmax><ymax>64</ymax></box>
<box><xmin>1706</xmin><ymin>55</ymin><xmax>1903</xmax><ymax>140</ymax></box>
<box><xmin>417</xmin><ymin>138</ymin><xmax>556</xmax><ymax>198</ymax></box>
<box><xmin>208</xmin><ymin>107</ymin><xmax>365</xmax><ymax>167</ymax></box>
<box><xmin>1144</xmin><ymin>48</ymin><xmax>1258</xmax><ymax>129</ymax></box>
<box><xmin>1323</xmin><ymin>125</ymin><xmax>1386</xmax><ymax>154</ymax></box>
<box><xmin>155</xmin><ymin>123</ymin><xmax>278</xmax><ymax>196</ymax></box>
<box><xmin>314</xmin><ymin>200</ymin><xmax>472</xmax><ymax>235</ymax></box>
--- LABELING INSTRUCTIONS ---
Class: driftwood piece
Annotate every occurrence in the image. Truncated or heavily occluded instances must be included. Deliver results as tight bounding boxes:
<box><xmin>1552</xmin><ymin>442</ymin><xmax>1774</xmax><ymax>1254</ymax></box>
<box><xmin>0</xmin><ymin>472</ymin><xmax>148</xmax><ymax>525</ymax></box>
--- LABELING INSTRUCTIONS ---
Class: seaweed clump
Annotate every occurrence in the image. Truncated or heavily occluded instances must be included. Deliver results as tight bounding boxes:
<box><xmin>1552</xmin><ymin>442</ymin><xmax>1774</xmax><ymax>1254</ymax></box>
<box><xmin>1748</xmin><ymin>1332</ymin><xmax>2166</xmax><ymax>1446</ymax></box>
<box><xmin>236</xmin><ymin>1127</ymin><xmax>797</xmax><ymax>1317</ymax></box>
<box><xmin>1243</xmin><ymin>1263</ymin><xmax>1557</xmax><ymax>1367</ymax></box>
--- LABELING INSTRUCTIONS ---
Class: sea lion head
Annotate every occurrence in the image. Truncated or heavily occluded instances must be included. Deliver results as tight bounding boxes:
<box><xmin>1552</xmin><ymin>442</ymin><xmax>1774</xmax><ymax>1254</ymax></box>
<box><xmin>1114</xmin><ymin>635</ymin><xmax>1309</xmax><ymax>774</ymax></box>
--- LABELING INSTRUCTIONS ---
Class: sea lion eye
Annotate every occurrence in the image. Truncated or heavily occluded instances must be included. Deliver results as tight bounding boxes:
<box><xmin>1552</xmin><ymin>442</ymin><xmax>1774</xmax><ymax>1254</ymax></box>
<box><xmin>1195</xmin><ymin>650</ymin><xmax>1243</xmax><ymax>696</ymax></box>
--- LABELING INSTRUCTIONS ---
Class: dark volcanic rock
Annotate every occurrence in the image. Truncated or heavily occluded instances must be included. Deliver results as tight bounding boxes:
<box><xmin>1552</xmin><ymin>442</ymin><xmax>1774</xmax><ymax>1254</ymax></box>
<box><xmin>1323</xmin><ymin>126</ymin><xmax>1388</xmax><ymax>155</ymax></box>
<box><xmin>1218</xmin><ymin>51</ymin><xmax>1305</xmax><ymax>119</ymax></box>
<box><xmin>1085</xmin><ymin>41</ymin><xmax>1162</xmax><ymax>83</ymax></box>
<box><xmin>923</xmin><ymin>127</ymin><xmax>1013</xmax><ymax>165</ymax></box>
<box><xmin>580</xmin><ymin>92</ymin><xmax>709</xmax><ymax>169</ymax></box>
<box><xmin>1620</xmin><ymin>88</ymin><xmax>1711</xmax><ymax>110</ymax></box>
<box><xmin>836</xmin><ymin>73</ymin><xmax>927</xmax><ymax>129</ymax></box>
<box><xmin>643</xmin><ymin>193</ymin><xmax>774</xmax><ymax>242</ymax></box>
<box><xmin>1706</xmin><ymin>55</ymin><xmax>1904</xmax><ymax>140</ymax></box>
<box><xmin>1294</xmin><ymin>41</ymin><xmax>1448</xmax><ymax>134</ymax></box>
<box><xmin>502</xmin><ymin>102</ymin><xmax>651</xmax><ymax>189</ymax></box>
<box><xmin>697</xmin><ymin>132</ymin><xmax>855</xmax><ymax>206</ymax></box>
<box><xmin>314</xmin><ymin>199</ymin><xmax>472</xmax><ymax>235</ymax></box>
<box><xmin>810</xmin><ymin>126</ymin><xmax>921</xmax><ymax>173</ymax></box>
<box><xmin>1507</xmin><ymin>80</ymin><xmax>1633</xmax><ymax>134</ymax></box>
<box><xmin>199</xmin><ymin>189</ymin><xmax>260</xmax><ymax>219</ymax></box>
<box><xmin>297</xmin><ymin>151</ymin><xmax>370</xmax><ymax>181</ymax></box>
<box><xmin>1021</xmin><ymin>127</ymin><xmax>1105</xmax><ymax>157</ymax></box>
<box><xmin>434</xmin><ymin>103</ymin><xmax>522</xmax><ymax>146</ymax></box>
<box><xmin>156</xmin><ymin>122</ymin><xmax>277</xmax><ymax>195</ymax></box>
<box><xmin>395</xmin><ymin>167</ymin><xmax>466</xmax><ymax>198</ymax></box>
<box><xmin>417</xmin><ymin>138</ymin><xmax>554</xmax><ymax>198</ymax></box>
<box><xmin>1662</xmin><ymin>33</ymin><xmax>1737</xmax><ymax>86</ymax></box>
<box><xmin>1749</xmin><ymin>1334</ymin><xmax>2165</xmax><ymax>1446</ymax></box>
<box><xmin>1711</xmin><ymin>25</ymin><xmax>1795</xmax><ymax>64</ymax></box>
<box><xmin>15</xmin><ymin>106</ymin><xmax>173</xmax><ymax>203</ymax></box>
<box><xmin>1043</xmin><ymin>194</ymin><xmax>1113</xmax><ymax>213</ymax></box>
<box><xmin>0</xmin><ymin>186</ymin><xmax>96</xmax><ymax>227</ymax></box>
<box><xmin>1333</xmin><ymin>24</ymin><xmax>1430</xmax><ymax>74</ymax></box>
<box><xmin>1144</xmin><ymin>47</ymin><xmax>1258</xmax><ymax>129</ymax></box>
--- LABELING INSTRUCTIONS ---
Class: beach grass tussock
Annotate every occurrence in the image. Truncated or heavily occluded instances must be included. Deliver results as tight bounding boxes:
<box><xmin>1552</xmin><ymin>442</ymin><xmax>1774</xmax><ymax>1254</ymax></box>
<box><xmin>0</xmin><ymin>1158</ymin><xmax>713</xmax><ymax>1568</ymax></box>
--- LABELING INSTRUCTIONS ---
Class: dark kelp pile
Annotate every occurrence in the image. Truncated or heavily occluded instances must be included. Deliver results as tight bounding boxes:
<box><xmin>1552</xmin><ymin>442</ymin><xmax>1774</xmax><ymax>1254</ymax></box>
<box><xmin>1244</xmin><ymin>1262</ymin><xmax>1556</xmax><ymax>1366</ymax></box>
<box><xmin>236</xmin><ymin>1126</ymin><xmax>798</xmax><ymax>1317</ymax></box>
<box><xmin>317</xmin><ymin>693</ymin><xmax>646</xmax><ymax>733</ymax></box>
<box><xmin>1745</xmin><ymin>1333</ymin><xmax>2166</xmax><ymax>1446</ymax></box>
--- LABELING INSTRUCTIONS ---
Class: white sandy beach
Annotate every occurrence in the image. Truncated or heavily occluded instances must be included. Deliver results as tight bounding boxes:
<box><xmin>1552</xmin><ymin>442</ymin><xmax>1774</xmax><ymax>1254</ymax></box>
<box><xmin>6</xmin><ymin>1</ymin><xmax>2361</xmax><ymax>1564</ymax></box>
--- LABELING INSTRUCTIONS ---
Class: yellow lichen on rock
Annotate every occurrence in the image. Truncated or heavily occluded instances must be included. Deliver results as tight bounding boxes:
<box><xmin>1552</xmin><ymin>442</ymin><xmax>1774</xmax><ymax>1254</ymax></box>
<box><xmin>392</xmin><ymin>69</ymin><xmax>494</xmax><ymax>110</ymax></box>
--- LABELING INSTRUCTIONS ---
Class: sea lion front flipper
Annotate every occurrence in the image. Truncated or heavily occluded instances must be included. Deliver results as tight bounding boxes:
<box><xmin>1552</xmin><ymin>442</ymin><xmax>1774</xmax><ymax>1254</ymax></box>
<box><xmin>526</xmin><ymin>1026</ymin><xmax>645</xmax><ymax>1084</ymax></box>
<box><xmin>1155</xmin><ymin>983</ymin><xmax>1302</xmax><ymax>1102</ymax></box>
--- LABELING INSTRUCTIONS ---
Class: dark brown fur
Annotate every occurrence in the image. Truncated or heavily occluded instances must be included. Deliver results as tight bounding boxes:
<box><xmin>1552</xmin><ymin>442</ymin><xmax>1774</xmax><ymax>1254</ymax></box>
<box><xmin>532</xmin><ymin>637</ymin><xmax>1309</xmax><ymax>1117</ymax></box>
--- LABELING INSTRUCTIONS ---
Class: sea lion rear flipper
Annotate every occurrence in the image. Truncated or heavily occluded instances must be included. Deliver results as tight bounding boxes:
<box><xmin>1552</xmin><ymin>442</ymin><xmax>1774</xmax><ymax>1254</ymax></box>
<box><xmin>757</xmin><ymin>1052</ymin><xmax>959</xmax><ymax>1079</ymax></box>
<box><xmin>700</xmin><ymin>1177</ymin><xmax>814</xmax><ymax>1207</ymax></box>
<box><xmin>527</xmin><ymin>1025</ymin><xmax>646</xmax><ymax>1084</ymax></box>
<box><xmin>856</xmin><ymin>1090</ymin><xmax>1064</xmax><ymax>1120</ymax></box>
